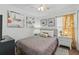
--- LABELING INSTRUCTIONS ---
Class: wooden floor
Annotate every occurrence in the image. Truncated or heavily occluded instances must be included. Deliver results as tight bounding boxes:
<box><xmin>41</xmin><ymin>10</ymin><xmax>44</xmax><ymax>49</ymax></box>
<box><xmin>16</xmin><ymin>46</ymin><xmax>79</xmax><ymax>55</ymax></box>
<box><xmin>59</xmin><ymin>46</ymin><xmax>79</xmax><ymax>55</ymax></box>
<box><xmin>69</xmin><ymin>48</ymin><xmax>79</xmax><ymax>55</ymax></box>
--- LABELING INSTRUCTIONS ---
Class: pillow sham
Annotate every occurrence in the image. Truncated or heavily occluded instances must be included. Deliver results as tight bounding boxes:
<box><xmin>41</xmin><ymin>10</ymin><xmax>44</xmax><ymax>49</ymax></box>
<box><xmin>39</xmin><ymin>32</ymin><xmax>49</xmax><ymax>38</ymax></box>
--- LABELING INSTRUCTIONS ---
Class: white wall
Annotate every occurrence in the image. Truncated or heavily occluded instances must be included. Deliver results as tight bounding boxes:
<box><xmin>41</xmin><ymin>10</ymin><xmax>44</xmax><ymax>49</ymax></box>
<box><xmin>56</xmin><ymin>17</ymin><xmax>63</xmax><ymax>37</ymax></box>
<box><xmin>33</xmin><ymin>17</ymin><xmax>41</xmax><ymax>34</ymax></box>
<box><xmin>0</xmin><ymin>5</ymin><xmax>34</xmax><ymax>41</ymax></box>
<box><xmin>74</xmin><ymin>13</ymin><xmax>78</xmax><ymax>50</ymax></box>
<box><xmin>77</xmin><ymin>11</ymin><xmax>79</xmax><ymax>50</ymax></box>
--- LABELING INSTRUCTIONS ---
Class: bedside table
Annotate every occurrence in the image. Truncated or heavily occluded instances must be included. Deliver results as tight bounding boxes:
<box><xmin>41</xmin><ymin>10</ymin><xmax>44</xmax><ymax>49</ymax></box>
<box><xmin>58</xmin><ymin>37</ymin><xmax>72</xmax><ymax>50</ymax></box>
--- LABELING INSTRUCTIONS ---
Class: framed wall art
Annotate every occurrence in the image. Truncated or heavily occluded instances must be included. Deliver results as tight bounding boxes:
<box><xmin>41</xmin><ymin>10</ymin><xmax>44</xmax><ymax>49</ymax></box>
<box><xmin>7</xmin><ymin>10</ymin><xmax>24</xmax><ymax>28</ymax></box>
<box><xmin>47</xmin><ymin>18</ymin><xmax>55</xmax><ymax>27</ymax></box>
<box><xmin>26</xmin><ymin>16</ymin><xmax>35</xmax><ymax>28</ymax></box>
<box><xmin>40</xmin><ymin>19</ymin><xmax>47</xmax><ymax>26</ymax></box>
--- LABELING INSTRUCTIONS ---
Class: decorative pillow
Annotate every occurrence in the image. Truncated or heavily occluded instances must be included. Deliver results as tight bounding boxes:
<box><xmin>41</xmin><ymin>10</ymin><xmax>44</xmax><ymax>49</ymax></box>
<box><xmin>39</xmin><ymin>32</ymin><xmax>49</xmax><ymax>38</ymax></box>
<box><xmin>39</xmin><ymin>32</ymin><xmax>44</xmax><ymax>37</ymax></box>
<box><xmin>48</xmin><ymin>31</ymin><xmax>55</xmax><ymax>37</ymax></box>
<box><xmin>44</xmin><ymin>33</ymin><xmax>49</xmax><ymax>38</ymax></box>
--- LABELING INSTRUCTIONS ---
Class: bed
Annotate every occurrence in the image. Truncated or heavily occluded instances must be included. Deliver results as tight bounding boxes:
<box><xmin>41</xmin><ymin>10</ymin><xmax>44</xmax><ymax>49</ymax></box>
<box><xmin>16</xmin><ymin>36</ymin><xmax>58</xmax><ymax>55</ymax></box>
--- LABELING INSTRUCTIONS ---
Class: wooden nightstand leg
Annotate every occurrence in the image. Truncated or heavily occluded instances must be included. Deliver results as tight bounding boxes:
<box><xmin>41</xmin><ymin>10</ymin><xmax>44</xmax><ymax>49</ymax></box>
<box><xmin>70</xmin><ymin>45</ymin><xmax>72</xmax><ymax>50</ymax></box>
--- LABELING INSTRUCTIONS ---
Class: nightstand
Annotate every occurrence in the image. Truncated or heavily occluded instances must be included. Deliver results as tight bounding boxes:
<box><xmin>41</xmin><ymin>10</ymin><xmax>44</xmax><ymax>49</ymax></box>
<box><xmin>58</xmin><ymin>37</ymin><xmax>72</xmax><ymax>50</ymax></box>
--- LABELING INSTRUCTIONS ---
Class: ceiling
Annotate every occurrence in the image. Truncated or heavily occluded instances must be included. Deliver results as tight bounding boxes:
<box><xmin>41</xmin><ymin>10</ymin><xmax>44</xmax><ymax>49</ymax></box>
<box><xmin>11</xmin><ymin>4</ymin><xmax>79</xmax><ymax>18</ymax></box>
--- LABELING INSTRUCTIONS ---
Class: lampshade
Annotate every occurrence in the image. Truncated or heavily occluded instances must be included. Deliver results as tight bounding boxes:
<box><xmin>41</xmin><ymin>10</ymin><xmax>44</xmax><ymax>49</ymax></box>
<box><xmin>38</xmin><ymin>4</ymin><xmax>48</xmax><ymax>11</ymax></box>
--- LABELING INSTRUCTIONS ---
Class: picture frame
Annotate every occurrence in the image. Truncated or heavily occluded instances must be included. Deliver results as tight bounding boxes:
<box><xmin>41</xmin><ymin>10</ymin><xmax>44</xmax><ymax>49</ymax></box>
<box><xmin>47</xmin><ymin>18</ymin><xmax>55</xmax><ymax>27</ymax></box>
<box><xmin>7</xmin><ymin>10</ymin><xmax>24</xmax><ymax>28</ymax></box>
<box><xmin>26</xmin><ymin>16</ymin><xmax>35</xmax><ymax>28</ymax></box>
<box><xmin>40</xmin><ymin>19</ymin><xmax>47</xmax><ymax>26</ymax></box>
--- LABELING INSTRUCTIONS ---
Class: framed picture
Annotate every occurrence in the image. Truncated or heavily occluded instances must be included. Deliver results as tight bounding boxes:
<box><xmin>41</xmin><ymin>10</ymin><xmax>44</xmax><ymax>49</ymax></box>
<box><xmin>26</xmin><ymin>16</ymin><xmax>35</xmax><ymax>28</ymax></box>
<box><xmin>47</xmin><ymin>18</ymin><xmax>55</xmax><ymax>27</ymax></box>
<box><xmin>7</xmin><ymin>10</ymin><xmax>24</xmax><ymax>28</ymax></box>
<box><xmin>40</xmin><ymin>19</ymin><xmax>47</xmax><ymax>26</ymax></box>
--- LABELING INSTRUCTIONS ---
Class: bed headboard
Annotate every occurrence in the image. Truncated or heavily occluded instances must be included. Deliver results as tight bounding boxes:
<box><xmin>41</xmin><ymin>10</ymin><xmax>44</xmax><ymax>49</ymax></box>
<box><xmin>40</xmin><ymin>29</ymin><xmax>58</xmax><ymax>37</ymax></box>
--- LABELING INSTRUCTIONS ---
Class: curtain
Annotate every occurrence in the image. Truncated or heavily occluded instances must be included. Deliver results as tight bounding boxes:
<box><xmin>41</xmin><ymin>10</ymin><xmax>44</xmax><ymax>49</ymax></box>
<box><xmin>63</xmin><ymin>14</ymin><xmax>76</xmax><ymax>48</ymax></box>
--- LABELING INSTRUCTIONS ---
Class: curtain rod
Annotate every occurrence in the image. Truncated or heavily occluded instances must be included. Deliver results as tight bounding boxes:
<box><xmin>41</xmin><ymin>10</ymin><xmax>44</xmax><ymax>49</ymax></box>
<box><xmin>55</xmin><ymin>13</ymin><xmax>76</xmax><ymax>18</ymax></box>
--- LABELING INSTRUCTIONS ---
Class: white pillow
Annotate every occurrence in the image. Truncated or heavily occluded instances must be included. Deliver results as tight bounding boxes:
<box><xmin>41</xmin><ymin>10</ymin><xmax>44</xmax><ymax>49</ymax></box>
<box><xmin>45</xmin><ymin>31</ymin><xmax>54</xmax><ymax>37</ymax></box>
<box><xmin>39</xmin><ymin>32</ymin><xmax>49</xmax><ymax>38</ymax></box>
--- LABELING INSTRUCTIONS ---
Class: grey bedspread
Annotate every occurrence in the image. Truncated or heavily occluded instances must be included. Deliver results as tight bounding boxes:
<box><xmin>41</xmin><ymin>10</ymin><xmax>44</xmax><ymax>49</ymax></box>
<box><xmin>16</xmin><ymin>36</ymin><xmax>58</xmax><ymax>55</ymax></box>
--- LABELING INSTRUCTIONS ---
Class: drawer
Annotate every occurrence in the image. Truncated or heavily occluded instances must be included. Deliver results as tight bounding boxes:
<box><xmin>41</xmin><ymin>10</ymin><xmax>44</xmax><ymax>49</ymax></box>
<box><xmin>58</xmin><ymin>39</ymin><xmax>71</xmax><ymax>42</ymax></box>
<box><xmin>59</xmin><ymin>40</ymin><xmax>71</xmax><ymax>47</ymax></box>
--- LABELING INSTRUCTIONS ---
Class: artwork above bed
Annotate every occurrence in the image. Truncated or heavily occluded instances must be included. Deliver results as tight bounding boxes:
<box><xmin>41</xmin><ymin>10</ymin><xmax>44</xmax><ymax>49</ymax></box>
<box><xmin>40</xmin><ymin>18</ymin><xmax>56</xmax><ymax>30</ymax></box>
<box><xmin>40</xmin><ymin>19</ymin><xmax>47</xmax><ymax>26</ymax></box>
<box><xmin>47</xmin><ymin>18</ymin><xmax>55</xmax><ymax>27</ymax></box>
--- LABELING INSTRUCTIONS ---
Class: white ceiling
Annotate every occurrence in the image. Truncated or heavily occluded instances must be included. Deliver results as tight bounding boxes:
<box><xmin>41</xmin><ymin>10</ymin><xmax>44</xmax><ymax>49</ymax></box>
<box><xmin>11</xmin><ymin>4</ymin><xmax>79</xmax><ymax>18</ymax></box>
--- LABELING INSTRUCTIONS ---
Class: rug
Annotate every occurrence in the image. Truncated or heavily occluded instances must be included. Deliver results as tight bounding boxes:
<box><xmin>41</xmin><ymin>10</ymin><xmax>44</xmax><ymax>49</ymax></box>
<box><xmin>55</xmin><ymin>47</ymin><xmax>69</xmax><ymax>55</ymax></box>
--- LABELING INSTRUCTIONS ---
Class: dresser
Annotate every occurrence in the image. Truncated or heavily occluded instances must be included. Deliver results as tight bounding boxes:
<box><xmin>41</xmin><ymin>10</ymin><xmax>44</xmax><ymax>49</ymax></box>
<box><xmin>0</xmin><ymin>15</ymin><xmax>2</xmax><ymax>40</ymax></box>
<box><xmin>0</xmin><ymin>35</ymin><xmax>15</xmax><ymax>55</ymax></box>
<box><xmin>58</xmin><ymin>37</ymin><xmax>72</xmax><ymax>50</ymax></box>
